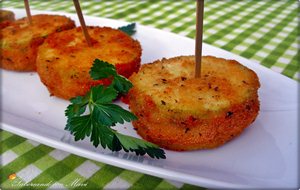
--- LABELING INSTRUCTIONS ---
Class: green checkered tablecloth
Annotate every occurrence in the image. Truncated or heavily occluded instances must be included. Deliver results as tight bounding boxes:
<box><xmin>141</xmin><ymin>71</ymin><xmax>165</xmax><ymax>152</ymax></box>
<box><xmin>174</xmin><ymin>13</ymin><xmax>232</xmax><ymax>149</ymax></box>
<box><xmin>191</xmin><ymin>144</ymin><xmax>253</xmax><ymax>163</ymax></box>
<box><xmin>0</xmin><ymin>0</ymin><xmax>299</xmax><ymax>189</ymax></box>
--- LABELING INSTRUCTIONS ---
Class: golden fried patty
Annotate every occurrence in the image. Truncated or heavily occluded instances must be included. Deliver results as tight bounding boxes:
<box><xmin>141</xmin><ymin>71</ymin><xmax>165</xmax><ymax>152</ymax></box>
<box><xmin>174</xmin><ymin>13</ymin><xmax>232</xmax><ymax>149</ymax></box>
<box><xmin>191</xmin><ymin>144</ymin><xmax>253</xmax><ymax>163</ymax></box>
<box><xmin>0</xmin><ymin>14</ymin><xmax>75</xmax><ymax>71</ymax></box>
<box><xmin>128</xmin><ymin>56</ymin><xmax>260</xmax><ymax>151</ymax></box>
<box><xmin>36</xmin><ymin>26</ymin><xmax>142</xmax><ymax>100</ymax></box>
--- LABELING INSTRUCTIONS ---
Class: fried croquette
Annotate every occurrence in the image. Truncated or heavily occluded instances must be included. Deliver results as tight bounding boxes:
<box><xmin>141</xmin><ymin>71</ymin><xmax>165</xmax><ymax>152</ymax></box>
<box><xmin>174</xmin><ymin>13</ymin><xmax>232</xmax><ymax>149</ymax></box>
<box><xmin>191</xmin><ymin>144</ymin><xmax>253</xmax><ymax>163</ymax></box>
<box><xmin>128</xmin><ymin>56</ymin><xmax>260</xmax><ymax>151</ymax></box>
<box><xmin>36</xmin><ymin>26</ymin><xmax>142</xmax><ymax>100</ymax></box>
<box><xmin>0</xmin><ymin>14</ymin><xmax>75</xmax><ymax>71</ymax></box>
<box><xmin>0</xmin><ymin>10</ymin><xmax>15</xmax><ymax>29</ymax></box>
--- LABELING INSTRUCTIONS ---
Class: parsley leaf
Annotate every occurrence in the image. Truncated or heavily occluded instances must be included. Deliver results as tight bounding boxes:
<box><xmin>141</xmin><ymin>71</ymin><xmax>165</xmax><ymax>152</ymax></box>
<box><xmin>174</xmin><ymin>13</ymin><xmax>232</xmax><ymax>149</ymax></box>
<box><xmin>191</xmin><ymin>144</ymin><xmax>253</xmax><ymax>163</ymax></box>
<box><xmin>118</xmin><ymin>23</ymin><xmax>136</xmax><ymax>36</ymax></box>
<box><xmin>65</xmin><ymin>59</ymin><xmax>166</xmax><ymax>159</ymax></box>
<box><xmin>115</xmin><ymin>133</ymin><xmax>166</xmax><ymax>159</ymax></box>
<box><xmin>65</xmin><ymin>94</ymin><xmax>89</xmax><ymax>118</ymax></box>
<box><xmin>90</xmin><ymin>59</ymin><xmax>133</xmax><ymax>94</ymax></box>
<box><xmin>112</xmin><ymin>75</ymin><xmax>133</xmax><ymax>95</ymax></box>
<box><xmin>89</xmin><ymin>59</ymin><xmax>115</xmax><ymax>80</ymax></box>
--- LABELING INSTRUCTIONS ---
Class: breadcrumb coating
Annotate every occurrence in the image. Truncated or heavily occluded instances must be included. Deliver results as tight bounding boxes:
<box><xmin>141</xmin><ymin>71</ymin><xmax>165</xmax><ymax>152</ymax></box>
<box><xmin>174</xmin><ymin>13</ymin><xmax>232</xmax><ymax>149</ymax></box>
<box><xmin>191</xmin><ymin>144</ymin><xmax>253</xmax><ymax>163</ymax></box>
<box><xmin>0</xmin><ymin>14</ymin><xmax>75</xmax><ymax>71</ymax></box>
<box><xmin>128</xmin><ymin>56</ymin><xmax>260</xmax><ymax>151</ymax></box>
<box><xmin>36</xmin><ymin>26</ymin><xmax>142</xmax><ymax>99</ymax></box>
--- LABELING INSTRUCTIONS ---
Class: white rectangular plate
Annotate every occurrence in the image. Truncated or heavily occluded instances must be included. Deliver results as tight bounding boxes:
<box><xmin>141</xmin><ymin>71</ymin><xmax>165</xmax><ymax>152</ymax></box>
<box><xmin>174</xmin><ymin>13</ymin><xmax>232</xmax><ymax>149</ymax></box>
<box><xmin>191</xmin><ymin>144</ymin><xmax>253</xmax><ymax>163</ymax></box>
<box><xmin>1</xmin><ymin>9</ymin><xmax>298</xmax><ymax>189</ymax></box>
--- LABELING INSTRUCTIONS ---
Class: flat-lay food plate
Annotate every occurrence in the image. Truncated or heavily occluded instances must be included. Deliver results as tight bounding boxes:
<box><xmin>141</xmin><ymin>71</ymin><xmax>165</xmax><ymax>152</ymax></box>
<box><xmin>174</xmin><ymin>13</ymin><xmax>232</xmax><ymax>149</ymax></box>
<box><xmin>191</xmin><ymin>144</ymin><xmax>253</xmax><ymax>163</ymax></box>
<box><xmin>1</xmin><ymin>9</ymin><xmax>298</xmax><ymax>189</ymax></box>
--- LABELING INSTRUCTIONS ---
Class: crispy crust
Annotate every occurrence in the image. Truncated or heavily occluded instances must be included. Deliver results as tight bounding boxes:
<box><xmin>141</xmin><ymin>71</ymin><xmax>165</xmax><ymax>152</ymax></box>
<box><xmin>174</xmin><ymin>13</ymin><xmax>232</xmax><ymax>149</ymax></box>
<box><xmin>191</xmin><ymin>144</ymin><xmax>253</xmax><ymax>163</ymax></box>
<box><xmin>36</xmin><ymin>26</ymin><xmax>142</xmax><ymax>100</ymax></box>
<box><xmin>128</xmin><ymin>56</ymin><xmax>260</xmax><ymax>151</ymax></box>
<box><xmin>0</xmin><ymin>20</ymin><xmax>13</xmax><ymax>29</ymax></box>
<box><xmin>0</xmin><ymin>14</ymin><xmax>75</xmax><ymax>71</ymax></box>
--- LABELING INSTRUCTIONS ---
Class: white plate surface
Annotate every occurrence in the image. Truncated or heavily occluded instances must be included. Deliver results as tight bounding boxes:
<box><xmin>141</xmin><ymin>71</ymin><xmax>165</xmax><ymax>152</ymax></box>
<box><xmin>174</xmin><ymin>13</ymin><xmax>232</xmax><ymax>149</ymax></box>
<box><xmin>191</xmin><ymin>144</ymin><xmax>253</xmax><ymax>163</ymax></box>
<box><xmin>1</xmin><ymin>9</ymin><xmax>298</xmax><ymax>189</ymax></box>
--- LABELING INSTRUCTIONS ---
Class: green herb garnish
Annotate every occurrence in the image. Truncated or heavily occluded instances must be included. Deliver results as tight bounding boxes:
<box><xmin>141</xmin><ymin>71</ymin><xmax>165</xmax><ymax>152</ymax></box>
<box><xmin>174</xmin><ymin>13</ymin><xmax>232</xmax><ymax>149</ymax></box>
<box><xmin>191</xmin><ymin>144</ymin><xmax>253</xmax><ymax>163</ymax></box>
<box><xmin>65</xmin><ymin>59</ymin><xmax>166</xmax><ymax>159</ymax></box>
<box><xmin>118</xmin><ymin>23</ymin><xmax>136</xmax><ymax>36</ymax></box>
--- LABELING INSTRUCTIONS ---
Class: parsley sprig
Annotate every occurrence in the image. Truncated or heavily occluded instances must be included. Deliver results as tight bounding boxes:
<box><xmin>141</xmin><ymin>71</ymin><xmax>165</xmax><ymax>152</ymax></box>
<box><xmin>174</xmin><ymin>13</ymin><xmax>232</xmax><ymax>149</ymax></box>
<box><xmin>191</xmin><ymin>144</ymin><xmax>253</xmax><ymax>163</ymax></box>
<box><xmin>65</xmin><ymin>59</ymin><xmax>166</xmax><ymax>159</ymax></box>
<box><xmin>118</xmin><ymin>23</ymin><xmax>136</xmax><ymax>36</ymax></box>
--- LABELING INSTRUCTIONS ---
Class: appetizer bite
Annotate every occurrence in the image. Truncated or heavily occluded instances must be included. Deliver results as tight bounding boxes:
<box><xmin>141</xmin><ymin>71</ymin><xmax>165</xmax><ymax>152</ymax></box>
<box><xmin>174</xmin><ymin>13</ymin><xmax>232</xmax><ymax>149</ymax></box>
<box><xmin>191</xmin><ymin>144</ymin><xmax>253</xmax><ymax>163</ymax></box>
<box><xmin>128</xmin><ymin>56</ymin><xmax>260</xmax><ymax>151</ymax></box>
<box><xmin>36</xmin><ymin>26</ymin><xmax>142</xmax><ymax>100</ymax></box>
<box><xmin>0</xmin><ymin>14</ymin><xmax>75</xmax><ymax>71</ymax></box>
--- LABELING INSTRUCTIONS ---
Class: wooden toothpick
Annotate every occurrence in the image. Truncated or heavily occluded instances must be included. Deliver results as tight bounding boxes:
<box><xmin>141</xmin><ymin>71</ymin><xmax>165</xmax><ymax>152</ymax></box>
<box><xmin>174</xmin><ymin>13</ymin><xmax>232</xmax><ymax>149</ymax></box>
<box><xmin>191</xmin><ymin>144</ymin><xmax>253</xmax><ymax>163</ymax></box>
<box><xmin>24</xmin><ymin>0</ymin><xmax>32</xmax><ymax>24</ymax></box>
<box><xmin>73</xmin><ymin>0</ymin><xmax>92</xmax><ymax>47</ymax></box>
<box><xmin>195</xmin><ymin>0</ymin><xmax>204</xmax><ymax>78</ymax></box>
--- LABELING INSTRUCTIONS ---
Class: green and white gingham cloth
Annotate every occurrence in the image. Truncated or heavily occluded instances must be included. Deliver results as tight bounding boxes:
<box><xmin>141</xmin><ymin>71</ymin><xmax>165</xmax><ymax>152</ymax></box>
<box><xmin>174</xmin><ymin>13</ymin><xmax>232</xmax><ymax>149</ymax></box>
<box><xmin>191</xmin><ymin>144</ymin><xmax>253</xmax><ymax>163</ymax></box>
<box><xmin>0</xmin><ymin>0</ymin><xmax>298</xmax><ymax>189</ymax></box>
